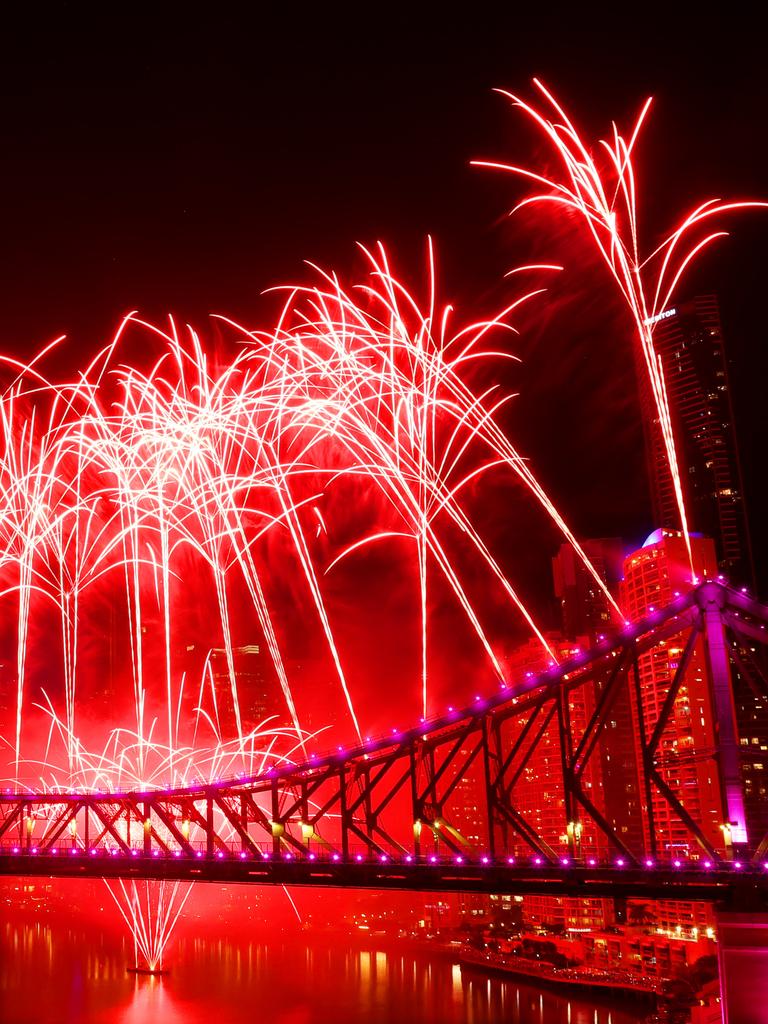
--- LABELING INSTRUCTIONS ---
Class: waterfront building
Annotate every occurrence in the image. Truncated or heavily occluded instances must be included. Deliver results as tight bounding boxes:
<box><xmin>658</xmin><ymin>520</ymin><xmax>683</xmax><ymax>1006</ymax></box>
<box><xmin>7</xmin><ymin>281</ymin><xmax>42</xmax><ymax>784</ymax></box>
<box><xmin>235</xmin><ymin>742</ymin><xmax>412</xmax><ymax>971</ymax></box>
<box><xmin>553</xmin><ymin>539</ymin><xmax>644</xmax><ymax>852</ymax></box>
<box><xmin>620</xmin><ymin>528</ymin><xmax>724</xmax><ymax>860</ymax></box>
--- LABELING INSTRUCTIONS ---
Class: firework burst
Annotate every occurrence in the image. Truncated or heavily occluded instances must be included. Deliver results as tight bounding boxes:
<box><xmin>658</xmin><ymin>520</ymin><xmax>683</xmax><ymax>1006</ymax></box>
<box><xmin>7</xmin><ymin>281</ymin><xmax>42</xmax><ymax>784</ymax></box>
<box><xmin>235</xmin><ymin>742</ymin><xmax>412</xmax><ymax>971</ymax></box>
<box><xmin>475</xmin><ymin>78</ymin><xmax>766</xmax><ymax>574</ymax></box>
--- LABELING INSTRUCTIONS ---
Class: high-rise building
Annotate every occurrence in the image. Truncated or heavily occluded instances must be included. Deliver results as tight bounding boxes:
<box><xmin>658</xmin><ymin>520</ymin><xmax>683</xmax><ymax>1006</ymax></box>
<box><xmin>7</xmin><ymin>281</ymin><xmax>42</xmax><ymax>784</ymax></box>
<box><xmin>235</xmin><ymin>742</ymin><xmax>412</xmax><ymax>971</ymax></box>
<box><xmin>620</xmin><ymin>528</ymin><xmax>726</xmax><ymax>935</ymax></box>
<box><xmin>504</xmin><ymin>631</ymin><xmax>614</xmax><ymax>935</ymax></box>
<box><xmin>449</xmin><ymin>758</ymin><xmax>486</xmax><ymax>849</ymax></box>
<box><xmin>621</xmin><ymin>528</ymin><xmax>724</xmax><ymax>860</ymax></box>
<box><xmin>639</xmin><ymin>296</ymin><xmax>753</xmax><ymax>582</ymax></box>
<box><xmin>553</xmin><ymin>540</ymin><xmax>644</xmax><ymax>853</ymax></box>
<box><xmin>640</xmin><ymin>297</ymin><xmax>768</xmax><ymax>848</ymax></box>
<box><xmin>208</xmin><ymin>643</ymin><xmax>286</xmax><ymax>737</ymax></box>
<box><xmin>553</xmin><ymin>538</ymin><xmax>624</xmax><ymax>640</ymax></box>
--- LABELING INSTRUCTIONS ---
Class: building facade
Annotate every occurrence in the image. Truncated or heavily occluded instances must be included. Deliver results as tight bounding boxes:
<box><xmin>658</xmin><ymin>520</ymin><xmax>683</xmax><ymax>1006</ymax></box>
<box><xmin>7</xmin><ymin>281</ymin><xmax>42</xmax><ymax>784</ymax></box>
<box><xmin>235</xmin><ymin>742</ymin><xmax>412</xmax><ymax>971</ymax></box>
<box><xmin>620</xmin><ymin>529</ymin><xmax>724</xmax><ymax>860</ymax></box>
<box><xmin>640</xmin><ymin>296</ymin><xmax>753</xmax><ymax>583</ymax></box>
<box><xmin>553</xmin><ymin>539</ymin><xmax>644</xmax><ymax>851</ymax></box>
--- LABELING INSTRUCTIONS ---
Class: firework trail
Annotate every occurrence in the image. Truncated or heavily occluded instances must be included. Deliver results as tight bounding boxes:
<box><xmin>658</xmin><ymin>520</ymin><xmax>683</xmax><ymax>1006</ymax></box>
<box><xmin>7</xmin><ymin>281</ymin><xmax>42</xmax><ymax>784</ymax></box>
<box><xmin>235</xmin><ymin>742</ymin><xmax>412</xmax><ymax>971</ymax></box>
<box><xmin>475</xmin><ymin>78</ymin><xmax>766</xmax><ymax>574</ymax></box>
<box><xmin>235</xmin><ymin>240</ymin><xmax>622</xmax><ymax>710</ymax></box>
<box><xmin>0</xmin><ymin>240</ymin><xmax>626</xmax><ymax>762</ymax></box>
<box><xmin>13</xmin><ymin>700</ymin><xmax>314</xmax><ymax>969</ymax></box>
<box><xmin>1</xmin><ymin>246</ymin><xmax>627</xmax><ymax>969</ymax></box>
<box><xmin>107</xmin><ymin>878</ymin><xmax>194</xmax><ymax>972</ymax></box>
<box><xmin>3</xmin><ymin>258</ymin><xmax>618</xmax><ymax>963</ymax></box>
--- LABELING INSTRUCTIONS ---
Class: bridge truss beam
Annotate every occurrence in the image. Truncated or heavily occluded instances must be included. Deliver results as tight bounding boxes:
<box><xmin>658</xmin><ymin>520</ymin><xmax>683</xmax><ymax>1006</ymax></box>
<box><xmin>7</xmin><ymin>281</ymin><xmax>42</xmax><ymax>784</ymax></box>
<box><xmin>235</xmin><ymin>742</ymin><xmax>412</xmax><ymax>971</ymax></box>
<box><xmin>2</xmin><ymin>581</ymin><xmax>768</xmax><ymax>903</ymax></box>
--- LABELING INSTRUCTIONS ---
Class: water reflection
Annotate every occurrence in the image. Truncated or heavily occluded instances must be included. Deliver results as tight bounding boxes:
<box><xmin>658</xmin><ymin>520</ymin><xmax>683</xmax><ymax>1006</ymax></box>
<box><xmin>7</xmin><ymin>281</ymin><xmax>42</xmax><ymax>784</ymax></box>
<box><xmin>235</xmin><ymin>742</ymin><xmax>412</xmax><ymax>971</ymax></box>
<box><xmin>0</xmin><ymin>919</ymin><xmax>649</xmax><ymax>1024</ymax></box>
<box><xmin>117</xmin><ymin>977</ymin><xmax>188</xmax><ymax>1024</ymax></box>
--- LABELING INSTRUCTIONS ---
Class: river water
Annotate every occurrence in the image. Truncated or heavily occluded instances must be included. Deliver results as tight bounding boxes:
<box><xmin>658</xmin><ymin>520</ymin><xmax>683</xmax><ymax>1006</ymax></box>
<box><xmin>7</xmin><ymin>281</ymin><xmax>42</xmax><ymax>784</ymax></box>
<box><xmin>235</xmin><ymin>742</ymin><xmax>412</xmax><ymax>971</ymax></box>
<box><xmin>0</xmin><ymin>917</ymin><xmax>651</xmax><ymax>1024</ymax></box>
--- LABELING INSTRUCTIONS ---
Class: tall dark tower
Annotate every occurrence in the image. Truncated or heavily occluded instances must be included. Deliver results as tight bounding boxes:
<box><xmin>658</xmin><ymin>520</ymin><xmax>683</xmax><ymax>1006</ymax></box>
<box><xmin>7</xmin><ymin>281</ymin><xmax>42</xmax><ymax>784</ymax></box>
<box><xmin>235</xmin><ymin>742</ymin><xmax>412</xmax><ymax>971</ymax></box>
<box><xmin>640</xmin><ymin>295</ymin><xmax>753</xmax><ymax>583</ymax></box>
<box><xmin>552</xmin><ymin>538</ymin><xmax>624</xmax><ymax>640</ymax></box>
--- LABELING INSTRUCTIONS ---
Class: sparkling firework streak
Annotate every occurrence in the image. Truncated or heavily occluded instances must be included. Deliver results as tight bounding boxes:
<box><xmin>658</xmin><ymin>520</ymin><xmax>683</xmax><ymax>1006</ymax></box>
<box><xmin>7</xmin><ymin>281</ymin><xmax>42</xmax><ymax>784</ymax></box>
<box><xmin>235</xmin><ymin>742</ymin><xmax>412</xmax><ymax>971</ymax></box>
<box><xmin>107</xmin><ymin>877</ymin><xmax>194</xmax><ymax>972</ymax></box>
<box><xmin>234</xmin><ymin>241</ymin><xmax>622</xmax><ymax>710</ymax></box>
<box><xmin>0</xmin><ymin>245</ymin><xmax>622</xmax><ymax>772</ymax></box>
<box><xmin>475</xmin><ymin>78</ymin><xmax>767</xmax><ymax>574</ymax></box>
<box><xmin>0</xmin><ymin>244</ymin><xmax>622</xmax><ymax>964</ymax></box>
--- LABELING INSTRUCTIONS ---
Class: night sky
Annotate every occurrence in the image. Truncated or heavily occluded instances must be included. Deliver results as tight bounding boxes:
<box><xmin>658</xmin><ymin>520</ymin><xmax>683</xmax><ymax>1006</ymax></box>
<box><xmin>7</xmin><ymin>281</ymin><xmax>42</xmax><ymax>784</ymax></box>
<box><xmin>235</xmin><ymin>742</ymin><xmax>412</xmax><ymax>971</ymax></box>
<box><xmin>1</xmin><ymin>7</ymin><xmax>767</xmax><ymax>599</ymax></box>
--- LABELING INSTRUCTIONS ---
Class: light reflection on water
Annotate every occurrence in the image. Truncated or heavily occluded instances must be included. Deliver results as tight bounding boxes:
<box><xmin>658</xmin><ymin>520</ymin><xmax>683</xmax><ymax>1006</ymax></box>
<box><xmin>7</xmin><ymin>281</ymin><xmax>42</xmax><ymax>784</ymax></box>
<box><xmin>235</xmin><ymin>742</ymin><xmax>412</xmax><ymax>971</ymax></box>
<box><xmin>0</xmin><ymin>919</ymin><xmax>649</xmax><ymax>1024</ymax></box>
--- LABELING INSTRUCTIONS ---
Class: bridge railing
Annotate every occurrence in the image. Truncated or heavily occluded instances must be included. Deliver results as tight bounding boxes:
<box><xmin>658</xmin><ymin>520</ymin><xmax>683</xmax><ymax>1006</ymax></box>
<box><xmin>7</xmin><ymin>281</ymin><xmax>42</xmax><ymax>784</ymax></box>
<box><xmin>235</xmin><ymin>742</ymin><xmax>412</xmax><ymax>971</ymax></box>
<box><xmin>1</xmin><ymin>838</ymin><xmax>767</xmax><ymax>878</ymax></box>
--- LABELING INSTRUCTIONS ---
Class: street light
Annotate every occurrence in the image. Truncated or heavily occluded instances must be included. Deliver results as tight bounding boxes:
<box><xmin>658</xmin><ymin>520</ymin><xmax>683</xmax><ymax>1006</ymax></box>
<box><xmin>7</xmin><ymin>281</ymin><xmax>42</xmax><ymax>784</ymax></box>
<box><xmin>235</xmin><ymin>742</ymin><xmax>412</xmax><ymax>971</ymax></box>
<box><xmin>566</xmin><ymin>819</ymin><xmax>582</xmax><ymax>857</ymax></box>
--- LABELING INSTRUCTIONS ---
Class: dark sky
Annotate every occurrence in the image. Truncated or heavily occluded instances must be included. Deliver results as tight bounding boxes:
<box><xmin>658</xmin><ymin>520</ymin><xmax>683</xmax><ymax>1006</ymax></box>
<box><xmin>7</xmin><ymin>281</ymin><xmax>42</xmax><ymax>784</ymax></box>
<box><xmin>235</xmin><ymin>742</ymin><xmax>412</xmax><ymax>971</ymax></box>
<box><xmin>1</xmin><ymin>6</ymin><xmax>767</xmax><ymax>595</ymax></box>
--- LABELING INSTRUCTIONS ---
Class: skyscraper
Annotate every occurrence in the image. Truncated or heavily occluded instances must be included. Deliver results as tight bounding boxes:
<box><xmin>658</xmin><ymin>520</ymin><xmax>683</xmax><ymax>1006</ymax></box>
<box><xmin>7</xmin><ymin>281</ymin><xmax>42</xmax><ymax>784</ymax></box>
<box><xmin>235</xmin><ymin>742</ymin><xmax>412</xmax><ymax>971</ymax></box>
<box><xmin>504</xmin><ymin>632</ymin><xmax>615</xmax><ymax>935</ymax></box>
<box><xmin>208</xmin><ymin>643</ymin><xmax>286</xmax><ymax>737</ymax></box>
<box><xmin>640</xmin><ymin>296</ymin><xmax>753</xmax><ymax>583</ymax></box>
<box><xmin>620</xmin><ymin>528</ymin><xmax>723</xmax><ymax>935</ymax></box>
<box><xmin>552</xmin><ymin>538</ymin><xmax>624</xmax><ymax>640</ymax></box>
<box><xmin>621</xmin><ymin>528</ymin><xmax>725</xmax><ymax>859</ymax></box>
<box><xmin>553</xmin><ymin>539</ymin><xmax>644</xmax><ymax>853</ymax></box>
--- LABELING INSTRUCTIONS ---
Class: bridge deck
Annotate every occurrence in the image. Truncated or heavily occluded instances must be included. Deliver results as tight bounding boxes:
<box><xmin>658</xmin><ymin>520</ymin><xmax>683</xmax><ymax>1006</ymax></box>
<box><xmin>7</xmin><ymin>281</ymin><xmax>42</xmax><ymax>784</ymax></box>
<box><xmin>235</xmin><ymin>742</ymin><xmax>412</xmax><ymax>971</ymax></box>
<box><xmin>3</xmin><ymin>847</ymin><xmax>768</xmax><ymax>904</ymax></box>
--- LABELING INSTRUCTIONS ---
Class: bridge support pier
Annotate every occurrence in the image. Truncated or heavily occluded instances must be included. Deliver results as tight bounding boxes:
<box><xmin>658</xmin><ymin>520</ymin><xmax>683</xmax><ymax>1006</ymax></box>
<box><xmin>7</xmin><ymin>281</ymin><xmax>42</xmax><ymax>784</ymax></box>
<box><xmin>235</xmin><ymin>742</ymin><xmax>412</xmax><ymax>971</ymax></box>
<box><xmin>716</xmin><ymin>911</ymin><xmax>768</xmax><ymax>1024</ymax></box>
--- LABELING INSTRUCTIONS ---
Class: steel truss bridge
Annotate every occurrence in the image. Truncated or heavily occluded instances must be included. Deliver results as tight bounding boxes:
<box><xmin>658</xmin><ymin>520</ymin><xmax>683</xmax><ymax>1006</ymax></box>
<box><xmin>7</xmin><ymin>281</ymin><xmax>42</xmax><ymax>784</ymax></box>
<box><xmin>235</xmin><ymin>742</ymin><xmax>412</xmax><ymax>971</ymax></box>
<box><xmin>2</xmin><ymin>580</ymin><xmax>768</xmax><ymax>909</ymax></box>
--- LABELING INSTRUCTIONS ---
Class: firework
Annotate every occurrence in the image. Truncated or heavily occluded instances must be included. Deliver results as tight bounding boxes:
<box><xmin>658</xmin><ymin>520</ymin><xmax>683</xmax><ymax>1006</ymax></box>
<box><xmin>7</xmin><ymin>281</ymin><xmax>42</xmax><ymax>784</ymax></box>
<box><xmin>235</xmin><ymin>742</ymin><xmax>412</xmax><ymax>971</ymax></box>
<box><xmin>475</xmin><ymin>79</ymin><xmax>766</xmax><ymax>574</ymax></box>
<box><xmin>12</xmin><ymin>701</ymin><xmax>313</xmax><ymax>969</ymax></box>
<box><xmin>1</xmin><ymin>245</ymin><xmax>617</xmax><ymax>964</ymax></box>
<box><xmin>0</xmin><ymin>244</ymin><xmax>622</xmax><ymax>782</ymax></box>
<box><xmin>108</xmin><ymin>878</ymin><xmax>193</xmax><ymax>973</ymax></box>
<box><xmin>0</xmin><ymin>243</ymin><xmax>623</xmax><ymax>964</ymax></box>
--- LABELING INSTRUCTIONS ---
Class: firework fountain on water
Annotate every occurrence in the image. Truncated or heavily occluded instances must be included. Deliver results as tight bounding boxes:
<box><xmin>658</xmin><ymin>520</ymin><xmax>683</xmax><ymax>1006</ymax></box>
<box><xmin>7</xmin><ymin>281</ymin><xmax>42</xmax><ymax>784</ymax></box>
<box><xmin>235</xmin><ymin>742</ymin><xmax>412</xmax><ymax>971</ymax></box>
<box><xmin>0</xmin><ymin>83</ymin><xmax>762</xmax><ymax>968</ymax></box>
